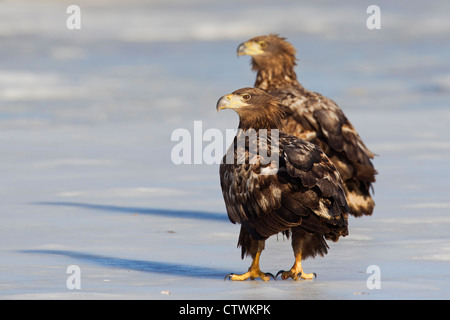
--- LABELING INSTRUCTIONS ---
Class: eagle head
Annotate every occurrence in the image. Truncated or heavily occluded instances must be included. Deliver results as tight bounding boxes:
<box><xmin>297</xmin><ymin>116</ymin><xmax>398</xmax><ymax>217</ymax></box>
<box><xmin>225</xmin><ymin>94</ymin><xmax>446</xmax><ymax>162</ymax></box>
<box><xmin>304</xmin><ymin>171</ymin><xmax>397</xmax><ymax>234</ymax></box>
<box><xmin>237</xmin><ymin>34</ymin><xmax>297</xmax><ymax>64</ymax></box>
<box><xmin>216</xmin><ymin>87</ymin><xmax>285</xmax><ymax>130</ymax></box>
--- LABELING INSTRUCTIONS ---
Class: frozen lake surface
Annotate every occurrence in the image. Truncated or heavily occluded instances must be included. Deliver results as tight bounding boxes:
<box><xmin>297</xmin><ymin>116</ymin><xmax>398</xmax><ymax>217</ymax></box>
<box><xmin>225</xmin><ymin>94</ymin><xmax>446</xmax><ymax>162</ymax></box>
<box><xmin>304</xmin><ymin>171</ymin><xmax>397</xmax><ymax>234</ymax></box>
<box><xmin>1</xmin><ymin>0</ymin><xmax>450</xmax><ymax>299</ymax></box>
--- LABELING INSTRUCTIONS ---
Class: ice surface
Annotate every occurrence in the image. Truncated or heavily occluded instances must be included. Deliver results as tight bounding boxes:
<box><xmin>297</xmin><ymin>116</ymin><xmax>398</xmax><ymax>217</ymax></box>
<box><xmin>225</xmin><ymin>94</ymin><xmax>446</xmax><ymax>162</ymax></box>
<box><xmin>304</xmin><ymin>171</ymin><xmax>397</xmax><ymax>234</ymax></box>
<box><xmin>1</xmin><ymin>0</ymin><xmax>450</xmax><ymax>300</ymax></box>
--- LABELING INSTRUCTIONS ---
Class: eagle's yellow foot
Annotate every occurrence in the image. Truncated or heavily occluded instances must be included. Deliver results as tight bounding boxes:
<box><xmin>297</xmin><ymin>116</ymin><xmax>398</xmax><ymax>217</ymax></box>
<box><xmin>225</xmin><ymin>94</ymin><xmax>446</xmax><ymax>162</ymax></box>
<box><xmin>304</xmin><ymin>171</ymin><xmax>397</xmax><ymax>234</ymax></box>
<box><xmin>276</xmin><ymin>269</ymin><xmax>317</xmax><ymax>281</ymax></box>
<box><xmin>225</xmin><ymin>249</ymin><xmax>274</xmax><ymax>281</ymax></box>
<box><xmin>277</xmin><ymin>252</ymin><xmax>317</xmax><ymax>280</ymax></box>
<box><xmin>225</xmin><ymin>269</ymin><xmax>275</xmax><ymax>281</ymax></box>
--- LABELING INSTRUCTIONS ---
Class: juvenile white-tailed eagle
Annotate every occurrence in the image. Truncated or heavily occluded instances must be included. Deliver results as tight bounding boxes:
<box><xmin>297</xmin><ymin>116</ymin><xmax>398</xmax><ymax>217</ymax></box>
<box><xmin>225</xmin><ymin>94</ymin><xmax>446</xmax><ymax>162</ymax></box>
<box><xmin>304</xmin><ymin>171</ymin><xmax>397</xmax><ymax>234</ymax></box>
<box><xmin>237</xmin><ymin>34</ymin><xmax>377</xmax><ymax>217</ymax></box>
<box><xmin>217</xmin><ymin>87</ymin><xmax>349</xmax><ymax>281</ymax></box>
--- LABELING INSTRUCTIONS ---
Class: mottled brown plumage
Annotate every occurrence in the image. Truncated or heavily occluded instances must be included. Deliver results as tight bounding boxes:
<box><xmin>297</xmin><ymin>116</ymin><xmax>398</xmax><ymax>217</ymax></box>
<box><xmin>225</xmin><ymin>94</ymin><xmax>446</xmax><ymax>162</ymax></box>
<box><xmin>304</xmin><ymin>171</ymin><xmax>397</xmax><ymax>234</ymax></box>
<box><xmin>237</xmin><ymin>34</ymin><xmax>377</xmax><ymax>217</ymax></box>
<box><xmin>217</xmin><ymin>88</ymin><xmax>349</xmax><ymax>281</ymax></box>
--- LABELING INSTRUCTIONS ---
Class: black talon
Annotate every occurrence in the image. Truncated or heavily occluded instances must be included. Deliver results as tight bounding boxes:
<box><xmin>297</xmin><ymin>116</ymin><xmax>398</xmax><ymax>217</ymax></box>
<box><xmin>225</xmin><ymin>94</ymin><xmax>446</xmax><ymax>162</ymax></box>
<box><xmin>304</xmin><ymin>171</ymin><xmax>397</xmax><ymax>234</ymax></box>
<box><xmin>275</xmin><ymin>270</ymin><xmax>285</xmax><ymax>279</ymax></box>
<box><xmin>224</xmin><ymin>273</ymin><xmax>234</xmax><ymax>281</ymax></box>
<box><xmin>313</xmin><ymin>273</ymin><xmax>317</xmax><ymax>279</ymax></box>
<box><xmin>266</xmin><ymin>272</ymin><xmax>276</xmax><ymax>281</ymax></box>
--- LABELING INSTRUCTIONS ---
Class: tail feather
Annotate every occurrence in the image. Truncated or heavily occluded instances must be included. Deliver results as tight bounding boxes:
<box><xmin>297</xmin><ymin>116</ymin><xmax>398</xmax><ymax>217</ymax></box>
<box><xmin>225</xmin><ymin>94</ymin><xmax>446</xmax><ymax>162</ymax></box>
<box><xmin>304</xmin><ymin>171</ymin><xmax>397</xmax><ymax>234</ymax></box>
<box><xmin>345</xmin><ymin>185</ymin><xmax>375</xmax><ymax>217</ymax></box>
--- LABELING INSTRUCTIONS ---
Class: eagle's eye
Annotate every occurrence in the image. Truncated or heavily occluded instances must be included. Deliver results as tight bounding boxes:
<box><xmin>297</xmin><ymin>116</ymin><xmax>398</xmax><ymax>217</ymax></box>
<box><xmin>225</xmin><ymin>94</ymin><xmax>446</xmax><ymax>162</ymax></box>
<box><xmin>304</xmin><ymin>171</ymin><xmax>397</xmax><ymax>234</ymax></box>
<box><xmin>259</xmin><ymin>41</ymin><xmax>267</xmax><ymax>49</ymax></box>
<box><xmin>242</xmin><ymin>94</ymin><xmax>251</xmax><ymax>101</ymax></box>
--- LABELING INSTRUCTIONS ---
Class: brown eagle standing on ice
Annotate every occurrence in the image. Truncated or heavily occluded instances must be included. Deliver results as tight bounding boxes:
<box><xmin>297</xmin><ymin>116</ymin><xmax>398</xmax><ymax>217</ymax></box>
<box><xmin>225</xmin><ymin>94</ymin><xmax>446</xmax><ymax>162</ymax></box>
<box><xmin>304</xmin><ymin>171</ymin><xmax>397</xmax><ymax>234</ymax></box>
<box><xmin>217</xmin><ymin>87</ymin><xmax>349</xmax><ymax>280</ymax></box>
<box><xmin>237</xmin><ymin>34</ymin><xmax>377</xmax><ymax>217</ymax></box>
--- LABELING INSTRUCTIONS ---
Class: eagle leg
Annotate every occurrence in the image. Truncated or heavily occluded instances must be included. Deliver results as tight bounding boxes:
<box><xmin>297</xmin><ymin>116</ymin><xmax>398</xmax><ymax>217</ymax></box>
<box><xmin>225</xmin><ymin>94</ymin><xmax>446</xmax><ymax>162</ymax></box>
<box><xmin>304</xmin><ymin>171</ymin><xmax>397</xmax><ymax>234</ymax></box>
<box><xmin>225</xmin><ymin>251</ymin><xmax>275</xmax><ymax>281</ymax></box>
<box><xmin>276</xmin><ymin>252</ymin><xmax>317</xmax><ymax>280</ymax></box>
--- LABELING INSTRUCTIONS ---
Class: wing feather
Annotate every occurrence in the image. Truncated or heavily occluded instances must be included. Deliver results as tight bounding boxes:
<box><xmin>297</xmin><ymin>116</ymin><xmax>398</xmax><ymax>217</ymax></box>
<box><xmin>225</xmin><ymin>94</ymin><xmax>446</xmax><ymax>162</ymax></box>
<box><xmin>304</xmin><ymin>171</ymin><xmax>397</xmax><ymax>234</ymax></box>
<box><xmin>219</xmin><ymin>132</ymin><xmax>348</xmax><ymax>241</ymax></box>
<box><xmin>270</xmin><ymin>85</ymin><xmax>377</xmax><ymax>216</ymax></box>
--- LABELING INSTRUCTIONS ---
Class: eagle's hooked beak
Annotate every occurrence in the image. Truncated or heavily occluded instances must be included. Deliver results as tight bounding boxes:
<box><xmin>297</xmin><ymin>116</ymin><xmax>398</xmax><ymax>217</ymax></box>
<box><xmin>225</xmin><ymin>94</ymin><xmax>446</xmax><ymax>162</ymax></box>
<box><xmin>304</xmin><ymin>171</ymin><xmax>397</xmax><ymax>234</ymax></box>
<box><xmin>237</xmin><ymin>41</ymin><xmax>264</xmax><ymax>57</ymax></box>
<box><xmin>236</xmin><ymin>42</ymin><xmax>247</xmax><ymax>56</ymax></box>
<box><xmin>216</xmin><ymin>94</ymin><xmax>246</xmax><ymax>112</ymax></box>
<box><xmin>216</xmin><ymin>94</ymin><xmax>233</xmax><ymax>112</ymax></box>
